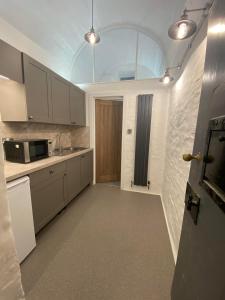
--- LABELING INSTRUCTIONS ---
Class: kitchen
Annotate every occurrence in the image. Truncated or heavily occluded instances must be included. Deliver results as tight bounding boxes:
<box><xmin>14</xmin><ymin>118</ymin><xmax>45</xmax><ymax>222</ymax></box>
<box><xmin>0</xmin><ymin>0</ymin><xmax>225</xmax><ymax>300</ymax></box>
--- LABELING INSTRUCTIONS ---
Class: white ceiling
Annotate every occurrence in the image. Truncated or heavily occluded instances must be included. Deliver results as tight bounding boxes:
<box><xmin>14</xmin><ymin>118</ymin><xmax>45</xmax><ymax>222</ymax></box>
<box><xmin>0</xmin><ymin>0</ymin><xmax>210</xmax><ymax>82</ymax></box>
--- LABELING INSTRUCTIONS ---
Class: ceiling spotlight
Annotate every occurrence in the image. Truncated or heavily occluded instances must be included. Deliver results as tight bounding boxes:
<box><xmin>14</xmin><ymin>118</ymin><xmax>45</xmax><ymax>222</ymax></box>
<box><xmin>84</xmin><ymin>0</ymin><xmax>100</xmax><ymax>45</ymax></box>
<box><xmin>160</xmin><ymin>69</ymin><xmax>174</xmax><ymax>84</ymax></box>
<box><xmin>168</xmin><ymin>5</ymin><xmax>210</xmax><ymax>40</ymax></box>
<box><xmin>168</xmin><ymin>11</ymin><xmax>197</xmax><ymax>40</ymax></box>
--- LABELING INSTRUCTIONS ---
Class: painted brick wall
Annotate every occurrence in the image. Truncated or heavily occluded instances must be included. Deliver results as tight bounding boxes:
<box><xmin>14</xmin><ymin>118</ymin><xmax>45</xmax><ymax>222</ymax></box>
<box><xmin>161</xmin><ymin>39</ymin><xmax>207</xmax><ymax>260</ymax></box>
<box><xmin>121</xmin><ymin>90</ymin><xmax>169</xmax><ymax>195</ymax></box>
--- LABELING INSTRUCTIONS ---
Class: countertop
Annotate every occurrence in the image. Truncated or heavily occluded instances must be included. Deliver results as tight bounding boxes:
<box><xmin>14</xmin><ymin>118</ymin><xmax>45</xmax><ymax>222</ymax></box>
<box><xmin>4</xmin><ymin>148</ymin><xmax>93</xmax><ymax>182</ymax></box>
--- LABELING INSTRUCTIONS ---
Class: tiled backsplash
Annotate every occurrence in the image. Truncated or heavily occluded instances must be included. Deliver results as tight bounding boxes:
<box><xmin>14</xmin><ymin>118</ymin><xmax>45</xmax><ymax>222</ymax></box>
<box><xmin>0</xmin><ymin>122</ymin><xmax>90</xmax><ymax>150</ymax></box>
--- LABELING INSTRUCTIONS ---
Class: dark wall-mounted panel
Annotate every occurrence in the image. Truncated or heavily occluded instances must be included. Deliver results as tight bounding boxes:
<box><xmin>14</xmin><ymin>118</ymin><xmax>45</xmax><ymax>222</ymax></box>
<box><xmin>134</xmin><ymin>94</ymin><xmax>153</xmax><ymax>186</ymax></box>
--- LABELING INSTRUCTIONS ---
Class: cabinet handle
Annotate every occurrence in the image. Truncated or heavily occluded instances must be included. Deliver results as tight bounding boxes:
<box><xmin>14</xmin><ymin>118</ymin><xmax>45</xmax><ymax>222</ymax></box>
<box><xmin>28</xmin><ymin>115</ymin><xmax>34</xmax><ymax>120</ymax></box>
<box><xmin>71</xmin><ymin>121</ymin><xmax>76</xmax><ymax>125</ymax></box>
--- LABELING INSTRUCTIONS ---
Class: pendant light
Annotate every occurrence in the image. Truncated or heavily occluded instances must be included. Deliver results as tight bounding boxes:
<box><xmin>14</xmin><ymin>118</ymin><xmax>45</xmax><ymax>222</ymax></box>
<box><xmin>168</xmin><ymin>5</ymin><xmax>210</xmax><ymax>40</ymax></box>
<box><xmin>84</xmin><ymin>0</ymin><xmax>100</xmax><ymax>45</ymax></box>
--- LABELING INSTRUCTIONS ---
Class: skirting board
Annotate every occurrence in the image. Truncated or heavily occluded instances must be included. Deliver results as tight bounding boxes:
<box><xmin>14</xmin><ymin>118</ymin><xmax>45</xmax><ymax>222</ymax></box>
<box><xmin>121</xmin><ymin>187</ymin><xmax>160</xmax><ymax>195</ymax></box>
<box><xmin>160</xmin><ymin>194</ymin><xmax>177</xmax><ymax>263</ymax></box>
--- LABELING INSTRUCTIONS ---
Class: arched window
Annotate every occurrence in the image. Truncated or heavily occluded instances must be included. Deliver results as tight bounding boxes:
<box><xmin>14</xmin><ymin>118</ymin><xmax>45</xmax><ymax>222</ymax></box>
<box><xmin>71</xmin><ymin>26</ymin><xmax>165</xmax><ymax>84</ymax></box>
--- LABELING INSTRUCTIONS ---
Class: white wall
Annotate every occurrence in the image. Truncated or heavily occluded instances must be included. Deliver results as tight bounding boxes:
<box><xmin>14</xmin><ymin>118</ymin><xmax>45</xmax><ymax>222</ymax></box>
<box><xmin>79</xmin><ymin>79</ymin><xmax>170</xmax><ymax>195</ymax></box>
<box><xmin>0</xmin><ymin>135</ymin><xmax>24</xmax><ymax>299</ymax></box>
<box><xmin>0</xmin><ymin>17</ymin><xmax>71</xmax><ymax>80</ymax></box>
<box><xmin>161</xmin><ymin>38</ymin><xmax>207</xmax><ymax>261</ymax></box>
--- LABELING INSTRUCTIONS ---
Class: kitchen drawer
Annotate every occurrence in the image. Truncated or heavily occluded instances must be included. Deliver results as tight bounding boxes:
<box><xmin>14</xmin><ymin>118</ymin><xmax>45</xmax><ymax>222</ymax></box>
<box><xmin>30</xmin><ymin>162</ymin><xmax>66</xmax><ymax>187</ymax></box>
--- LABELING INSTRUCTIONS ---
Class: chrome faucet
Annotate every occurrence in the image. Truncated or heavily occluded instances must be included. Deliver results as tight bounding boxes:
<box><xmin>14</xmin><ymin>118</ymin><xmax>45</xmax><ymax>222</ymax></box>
<box><xmin>57</xmin><ymin>133</ymin><xmax>63</xmax><ymax>154</ymax></box>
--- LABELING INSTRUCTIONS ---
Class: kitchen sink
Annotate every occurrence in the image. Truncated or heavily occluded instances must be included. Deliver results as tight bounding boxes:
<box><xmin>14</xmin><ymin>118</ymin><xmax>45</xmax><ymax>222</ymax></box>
<box><xmin>54</xmin><ymin>147</ymin><xmax>88</xmax><ymax>156</ymax></box>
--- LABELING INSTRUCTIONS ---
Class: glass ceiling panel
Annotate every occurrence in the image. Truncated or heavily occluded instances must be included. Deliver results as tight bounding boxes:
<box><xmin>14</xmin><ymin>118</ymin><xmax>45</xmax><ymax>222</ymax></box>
<box><xmin>94</xmin><ymin>28</ymin><xmax>137</xmax><ymax>82</ymax></box>
<box><xmin>71</xmin><ymin>27</ymin><xmax>165</xmax><ymax>84</ymax></box>
<box><xmin>136</xmin><ymin>32</ymin><xmax>165</xmax><ymax>80</ymax></box>
<box><xmin>72</xmin><ymin>45</ymin><xmax>93</xmax><ymax>84</ymax></box>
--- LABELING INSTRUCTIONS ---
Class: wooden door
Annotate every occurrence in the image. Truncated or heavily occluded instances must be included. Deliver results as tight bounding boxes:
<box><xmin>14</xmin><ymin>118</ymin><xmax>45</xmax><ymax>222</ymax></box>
<box><xmin>95</xmin><ymin>99</ymin><xmax>123</xmax><ymax>183</ymax></box>
<box><xmin>69</xmin><ymin>85</ymin><xmax>86</xmax><ymax>126</ymax></box>
<box><xmin>23</xmin><ymin>54</ymin><xmax>52</xmax><ymax>123</ymax></box>
<box><xmin>172</xmin><ymin>0</ymin><xmax>225</xmax><ymax>299</ymax></box>
<box><xmin>51</xmin><ymin>73</ymin><xmax>70</xmax><ymax>125</ymax></box>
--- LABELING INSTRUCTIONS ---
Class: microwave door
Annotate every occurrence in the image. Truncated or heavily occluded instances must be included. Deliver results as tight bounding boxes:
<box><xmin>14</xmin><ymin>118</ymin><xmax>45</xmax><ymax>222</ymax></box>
<box><xmin>29</xmin><ymin>141</ymin><xmax>48</xmax><ymax>162</ymax></box>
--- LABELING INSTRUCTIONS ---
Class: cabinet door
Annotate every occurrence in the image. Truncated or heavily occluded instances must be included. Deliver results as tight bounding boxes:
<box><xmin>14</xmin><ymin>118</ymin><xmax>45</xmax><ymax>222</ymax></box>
<box><xmin>23</xmin><ymin>54</ymin><xmax>51</xmax><ymax>123</ymax></box>
<box><xmin>0</xmin><ymin>40</ymin><xmax>23</xmax><ymax>83</ymax></box>
<box><xmin>51</xmin><ymin>73</ymin><xmax>70</xmax><ymax>124</ymax></box>
<box><xmin>29</xmin><ymin>164</ymin><xmax>66</xmax><ymax>233</ymax></box>
<box><xmin>65</xmin><ymin>156</ymin><xmax>81</xmax><ymax>205</ymax></box>
<box><xmin>80</xmin><ymin>152</ymin><xmax>92</xmax><ymax>190</ymax></box>
<box><xmin>69</xmin><ymin>85</ymin><xmax>86</xmax><ymax>126</ymax></box>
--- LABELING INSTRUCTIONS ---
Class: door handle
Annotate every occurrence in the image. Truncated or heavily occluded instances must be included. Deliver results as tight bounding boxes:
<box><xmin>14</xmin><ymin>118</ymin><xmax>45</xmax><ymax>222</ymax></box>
<box><xmin>183</xmin><ymin>152</ymin><xmax>202</xmax><ymax>162</ymax></box>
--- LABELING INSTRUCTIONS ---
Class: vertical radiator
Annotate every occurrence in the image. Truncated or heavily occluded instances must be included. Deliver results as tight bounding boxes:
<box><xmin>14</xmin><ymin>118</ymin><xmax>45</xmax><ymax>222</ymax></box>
<box><xmin>133</xmin><ymin>94</ymin><xmax>153</xmax><ymax>187</ymax></box>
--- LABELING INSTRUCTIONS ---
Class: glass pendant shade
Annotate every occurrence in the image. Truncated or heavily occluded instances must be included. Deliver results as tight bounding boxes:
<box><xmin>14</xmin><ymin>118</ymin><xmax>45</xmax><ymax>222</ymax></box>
<box><xmin>84</xmin><ymin>27</ymin><xmax>100</xmax><ymax>44</ymax></box>
<box><xmin>168</xmin><ymin>13</ymin><xmax>197</xmax><ymax>40</ymax></box>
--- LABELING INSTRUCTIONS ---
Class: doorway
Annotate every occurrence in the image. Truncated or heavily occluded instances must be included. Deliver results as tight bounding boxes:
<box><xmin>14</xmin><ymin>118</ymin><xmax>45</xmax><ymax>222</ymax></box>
<box><xmin>95</xmin><ymin>98</ymin><xmax>123</xmax><ymax>185</ymax></box>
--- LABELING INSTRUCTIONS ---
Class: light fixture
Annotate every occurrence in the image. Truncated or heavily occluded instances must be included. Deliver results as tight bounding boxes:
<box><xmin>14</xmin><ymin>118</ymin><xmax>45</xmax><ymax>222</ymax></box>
<box><xmin>84</xmin><ymin>0</ymin><xmax>100</xmax><ymax>45</ymax></box>
<box><xmin>160</xmin><ymin>69</ymin><xmax>174</xmax><ymax>84</ymax></box>
<box><xmin>168</xmin><ymin>6</ymin><xmax>210</xmax><ymax>40</ymax></box>
<box><xmin>209</xmin><ymin>23</ymin><xmax>225</xmax><ymax>34</ymax></box>
<box><xmin>159</xmin><ymin>65</ymin><xmax>181</xmax><ymax>84</ymax></box>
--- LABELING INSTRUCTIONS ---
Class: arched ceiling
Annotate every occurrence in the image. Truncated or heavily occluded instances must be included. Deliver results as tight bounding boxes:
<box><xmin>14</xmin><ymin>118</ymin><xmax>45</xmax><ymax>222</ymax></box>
<box><xmin>0</xmin><ymin>0</ymin><xmax>210</xmax><ymax>82</ymax></box>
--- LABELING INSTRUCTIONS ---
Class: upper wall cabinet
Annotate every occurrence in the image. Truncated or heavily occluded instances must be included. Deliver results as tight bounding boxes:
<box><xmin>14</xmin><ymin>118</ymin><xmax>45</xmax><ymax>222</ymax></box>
<box><xmin>0</xmin><ymin>40</ymin><xmax>23</xmax><ymax>83</ymax></box>
<box><xmin>51</xmin><ymin>73</ymin><xmax>70</xmax><ymax>125</ymax></box>
<box><xmin>0</xmin><ymin>39</ymin><xmax>86</xmax><ymax>125</ymax></box>
<box><xmin>69</xmin><ymin>85</ymin><xmax>86</xmax><ymax>126</ymax></box>
<box><xmin>23</xmin><ymin>54</ymin><xmax>52</xmax><ymax>123</ymax></box>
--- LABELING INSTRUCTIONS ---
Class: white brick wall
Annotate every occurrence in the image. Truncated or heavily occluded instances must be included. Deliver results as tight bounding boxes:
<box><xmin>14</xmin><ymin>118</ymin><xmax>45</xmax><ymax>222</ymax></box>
<box><xmin>161</xmin><ymin>39</ymin><xmax>207</xmax><ymax>260</ymax></box>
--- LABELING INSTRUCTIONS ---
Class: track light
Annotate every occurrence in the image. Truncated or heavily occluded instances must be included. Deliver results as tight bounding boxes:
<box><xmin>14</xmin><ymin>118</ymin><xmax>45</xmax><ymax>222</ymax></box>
<box><xmin>159</xmin><ymin>65</ymin><xmax>181</xmax><ymax>84</ymax></box>
<box><xmin>168</xmin><ymin>11</ymin><xmax>197</xmax><ymax>40</ymax></box>
<box><xmin>168</xmin><ymin>6</ymin><xmax>210</xmax><ymax>40</ymax></box>
<box><xmin>160</xmin><ymin>69</ymin><xmax>174</xmax><ymax>84</ymax></box>
<box><xmin>84</xmin><ymin>0</ymin><xmax>100</xmax><ymax>45</ymax></box>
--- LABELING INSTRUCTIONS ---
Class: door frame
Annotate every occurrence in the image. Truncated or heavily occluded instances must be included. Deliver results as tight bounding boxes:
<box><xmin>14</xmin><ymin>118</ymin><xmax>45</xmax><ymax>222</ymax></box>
<box><xmin>87</xmin><ymin>94</ymin><xmax>125</xmax><ymax>186</ymax></box>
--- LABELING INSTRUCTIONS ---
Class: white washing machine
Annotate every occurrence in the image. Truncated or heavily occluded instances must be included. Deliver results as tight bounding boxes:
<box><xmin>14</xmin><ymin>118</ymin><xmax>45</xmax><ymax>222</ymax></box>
<box><xmin>7</xmin><ymin>176</ymin><xmax>36</xmax><ymax>263</ymax></box>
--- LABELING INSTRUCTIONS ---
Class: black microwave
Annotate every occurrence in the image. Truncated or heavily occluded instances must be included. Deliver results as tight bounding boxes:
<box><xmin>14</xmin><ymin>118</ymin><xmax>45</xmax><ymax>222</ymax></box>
<box><xmin>4</xmin><ymin>139</ymin><xmax>49</xmax><ymax>163</ymax></box>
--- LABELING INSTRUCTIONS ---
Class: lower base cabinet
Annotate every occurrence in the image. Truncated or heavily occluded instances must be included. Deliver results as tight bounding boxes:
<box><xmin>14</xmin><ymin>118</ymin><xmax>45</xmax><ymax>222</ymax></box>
<box><xmin>30</xmin><ymin>151</ymin><xmax>93</xmax><ymax>234</ymax></box>
<box><xmin>65</xmin><ymin>156</ymin><xmax>81</xmax><ymax>205</ymax></box>
<box><xmin>29</xmin><ymin>162</ymin><xmax>66</xmax><ymax>233</ymax></box>
<box><xmin>65</xmin><ymin>150</ymin><xmax>93</xmax><ymax>205</ymax></box>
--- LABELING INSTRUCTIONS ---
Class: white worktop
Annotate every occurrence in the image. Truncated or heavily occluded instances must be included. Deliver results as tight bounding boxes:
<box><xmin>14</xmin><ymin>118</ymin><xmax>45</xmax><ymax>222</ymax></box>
<box><xmin>4</xmin><ymin>148</ymin><xmax>93</xmax><ymax>182</ymax></box>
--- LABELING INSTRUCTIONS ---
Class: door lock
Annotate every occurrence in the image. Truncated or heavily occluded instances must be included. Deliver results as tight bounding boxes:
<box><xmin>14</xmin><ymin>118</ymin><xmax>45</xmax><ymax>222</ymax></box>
<box><xmin>185</xmin><ymin>183</ymin><xmax>201</xmax><ymax>225</ymax></box>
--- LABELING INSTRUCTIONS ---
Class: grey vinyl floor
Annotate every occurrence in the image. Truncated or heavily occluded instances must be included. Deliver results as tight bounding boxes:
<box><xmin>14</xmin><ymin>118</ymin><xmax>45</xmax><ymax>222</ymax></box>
<box><xmin>21</xmin><ymin>184</ymin><xmax>174</xmax><ymax>300</ymax></box>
